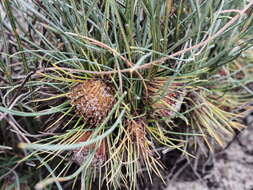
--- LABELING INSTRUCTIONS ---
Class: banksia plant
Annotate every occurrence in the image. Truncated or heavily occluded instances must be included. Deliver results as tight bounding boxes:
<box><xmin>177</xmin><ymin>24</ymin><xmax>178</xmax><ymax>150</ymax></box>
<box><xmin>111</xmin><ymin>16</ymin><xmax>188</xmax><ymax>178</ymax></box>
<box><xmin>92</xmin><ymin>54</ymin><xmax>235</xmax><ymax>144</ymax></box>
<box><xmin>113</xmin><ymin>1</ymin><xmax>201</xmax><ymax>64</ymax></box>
<box><xmin>1</xmin><ymin>0</ymin><xmax>253</xmax><ymax>190</ymax></box>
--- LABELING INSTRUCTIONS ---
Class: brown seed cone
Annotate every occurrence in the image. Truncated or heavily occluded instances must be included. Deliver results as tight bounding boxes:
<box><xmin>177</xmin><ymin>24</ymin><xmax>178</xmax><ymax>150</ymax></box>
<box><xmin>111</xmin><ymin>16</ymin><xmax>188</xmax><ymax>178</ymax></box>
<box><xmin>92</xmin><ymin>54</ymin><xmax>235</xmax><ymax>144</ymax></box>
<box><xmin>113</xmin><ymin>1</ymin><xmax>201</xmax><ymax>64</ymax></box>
<box><xmin>67</xmin><ymin>79</ymin><xmax>115</xmax><ymax>125</ymax></box>
<box><xmin>147</xmin><ymin>78</ymin><xmax>185</xmax><ymax>118</ymax></box>
<box><xmin>127</xmin><ymin>119</ymin><xmax>154</xmax><ymax>156</ymax></box>
<box><xmin>72</xmin><ymin>131</ymin><xmax>107</xmax><ymax>167</ymax></box>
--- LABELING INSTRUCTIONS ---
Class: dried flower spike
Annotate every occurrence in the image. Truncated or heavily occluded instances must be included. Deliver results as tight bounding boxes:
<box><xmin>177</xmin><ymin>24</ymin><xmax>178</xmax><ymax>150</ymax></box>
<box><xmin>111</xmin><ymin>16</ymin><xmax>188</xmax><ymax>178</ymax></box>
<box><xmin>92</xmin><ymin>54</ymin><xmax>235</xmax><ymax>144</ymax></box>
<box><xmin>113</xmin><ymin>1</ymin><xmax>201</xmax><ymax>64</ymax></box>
<box><xmin>128</xmin><ymin>119</ymin><xmax>154</xmax><ymax>156</ymax></box>
<box><xmin>148</xmin><ymin>78</ymin><xmax>185</xmax><ymax>118</ymax></box>
<box><xmin>67</xmin><ymin>79</ymin><xmax>115</xmax><ymax>125</ymax></box>
<box><xmin>72</xmin><ymin>131</ymin><xmax>107</xmax><ymax>167</ymax></box>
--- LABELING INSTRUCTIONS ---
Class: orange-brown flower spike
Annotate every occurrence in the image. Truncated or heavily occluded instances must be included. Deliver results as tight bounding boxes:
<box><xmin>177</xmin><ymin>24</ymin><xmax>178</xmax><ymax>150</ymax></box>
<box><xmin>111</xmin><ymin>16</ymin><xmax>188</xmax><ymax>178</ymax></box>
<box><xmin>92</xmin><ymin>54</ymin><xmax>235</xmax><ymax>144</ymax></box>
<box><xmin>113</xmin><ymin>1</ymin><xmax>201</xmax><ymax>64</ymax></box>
<box><xmin>72</xmin><ymin>131</ymin><xmax>107</xmax><ymax>167</ymax></box>
<box><xmin>128</xmin><ymin>119</ymin><xmax>154</xmax><ymax>156</ymax></box>
<box><xmin>67</xmin><ymin>79</ymin><xmax>115</xmax><ymax>125</ymax></box>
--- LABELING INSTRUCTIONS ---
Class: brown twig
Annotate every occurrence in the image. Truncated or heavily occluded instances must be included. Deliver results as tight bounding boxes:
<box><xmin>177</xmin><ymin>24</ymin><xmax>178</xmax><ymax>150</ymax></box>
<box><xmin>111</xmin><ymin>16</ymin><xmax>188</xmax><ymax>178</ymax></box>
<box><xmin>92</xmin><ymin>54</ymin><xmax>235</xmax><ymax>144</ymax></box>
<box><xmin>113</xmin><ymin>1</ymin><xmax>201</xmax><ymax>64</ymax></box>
<box><xmin>220</xmin><ymin>9</ymin><xmax>243</xmax><ymax>14</ymax></box>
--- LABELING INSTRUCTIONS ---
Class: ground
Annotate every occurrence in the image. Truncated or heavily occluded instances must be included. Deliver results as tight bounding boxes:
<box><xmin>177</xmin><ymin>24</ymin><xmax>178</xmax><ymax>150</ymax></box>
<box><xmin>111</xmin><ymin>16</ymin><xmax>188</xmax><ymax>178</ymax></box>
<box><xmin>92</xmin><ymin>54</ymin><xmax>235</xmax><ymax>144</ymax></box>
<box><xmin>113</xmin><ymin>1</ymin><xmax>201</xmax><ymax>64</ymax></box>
<box><xmin>163</xmin><ymin>112</ymin><xmax>253</xmax><ymax>190</ymax></box>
